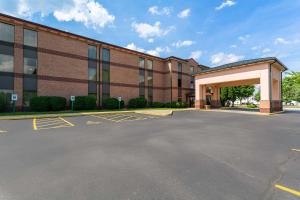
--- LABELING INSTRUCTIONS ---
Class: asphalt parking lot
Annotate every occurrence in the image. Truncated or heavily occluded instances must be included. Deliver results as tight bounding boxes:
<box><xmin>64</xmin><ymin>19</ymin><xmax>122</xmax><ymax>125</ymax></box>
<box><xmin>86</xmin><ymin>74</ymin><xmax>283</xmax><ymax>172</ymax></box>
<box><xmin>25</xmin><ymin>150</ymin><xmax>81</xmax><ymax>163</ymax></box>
<box><xmin>0</xmin><ymin>110</ymin><xmax>299</xmax><ymax>200</ymax></box>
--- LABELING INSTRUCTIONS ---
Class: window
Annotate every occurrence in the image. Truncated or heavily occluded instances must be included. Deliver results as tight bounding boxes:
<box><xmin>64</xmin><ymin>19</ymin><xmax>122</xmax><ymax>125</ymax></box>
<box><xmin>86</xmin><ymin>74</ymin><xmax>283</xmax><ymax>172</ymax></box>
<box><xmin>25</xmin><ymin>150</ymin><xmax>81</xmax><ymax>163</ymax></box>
<box><xmin>190</xmin><ymin>65</ymin><xmax>195</xmax><ymax>90</ymax></box>
<box><xmin>23</xmin><ymin>29</ymin><xmax>38</xmax><ymax>106</ymax></box>
<box><xmin>190</xmin><ymin>66</ymin><xmax>194</xmax><ymax>74</ymax></box>
<box><xmin>88</xmin><ymin>45</ymin><xmax>97</xmax><ymax>59</ymax></box>
<box><xmin>0</xmin><ymin>23</ymin><xmax>14</xmax><ymax>92</ymax></box>
<box><xmin>102</xmin><ymin>48</ymin><xmax>110</xmax><ymax>100</ymax></box>
<box><xmin>147</xmin><ymin>60</ymin><xmax>153</xmax><ymax>70</ymax></box>
<box><xmin>0</xmin><ymin>89</ymin><xmax>13</xmax><ymax>110</ymax></box>
<box><xmin>88</xmin><ymin>45</ymin><xmax>97</xmax><ymax>96</ymax></box>
<box><xmin>177</xmin><ymin>63</ymin><xmax>182</xmax><ymax>98</ymax></box>
<box><xmin>139</xmin><ymin>58</ymin><xmax>145</xmax><ymax>97</ymax></box>
<box><xmin>24</xmin><ymin>29</ymin><xmax>37</xmax><ymax>47</ymax></box>
<box><xmin>0</xmin><ymin>22</ymin><xmax>14</xmax><ymax>43</ymax></box>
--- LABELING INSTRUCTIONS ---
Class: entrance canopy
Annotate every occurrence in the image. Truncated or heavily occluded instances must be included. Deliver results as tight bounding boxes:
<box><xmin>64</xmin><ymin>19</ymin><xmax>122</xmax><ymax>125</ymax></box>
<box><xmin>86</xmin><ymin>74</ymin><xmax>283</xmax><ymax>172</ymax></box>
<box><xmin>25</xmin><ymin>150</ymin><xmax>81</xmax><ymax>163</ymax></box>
<box><xmin>192</xmin><ymin>57</ymin><xmax>287</xmax><ymax>113</ymax></box>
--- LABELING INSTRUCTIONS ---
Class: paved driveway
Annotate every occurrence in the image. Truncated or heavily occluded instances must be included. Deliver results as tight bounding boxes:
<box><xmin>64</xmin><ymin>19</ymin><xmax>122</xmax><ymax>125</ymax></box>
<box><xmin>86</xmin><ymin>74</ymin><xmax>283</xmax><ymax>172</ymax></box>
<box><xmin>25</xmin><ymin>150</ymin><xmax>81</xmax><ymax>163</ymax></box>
<box><xmin>0</xmin><ymin>111</ymin><xmax>299</xmax><ymax>200</ymax></box>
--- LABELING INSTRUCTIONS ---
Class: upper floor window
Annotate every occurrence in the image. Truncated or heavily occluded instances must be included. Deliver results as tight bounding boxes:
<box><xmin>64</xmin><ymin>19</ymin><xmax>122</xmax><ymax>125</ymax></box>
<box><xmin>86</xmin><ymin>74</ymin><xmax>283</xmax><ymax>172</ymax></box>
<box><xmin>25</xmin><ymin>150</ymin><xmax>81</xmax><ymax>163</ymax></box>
<box><xmin>0</xmin><ymin>22</ymin><xmax>14</xmax><ymax>43</ymax></box>
<box><xmin>147</xmin><ymin>60</ymin><xmax>153</xmax><ymax>70</ymax></box>
<box><xmin>190</xmin><ymin>66</ymin><xmax>194</xmax><ymax>74</ymax></box>
<box><xmin>88</xmin><ymin>45</ymin><xmax>97</xmax><ymax>59</ymax></box>
<box><xmin>139</xmin><ymin>58</ymin><xmax>145</xmax><ymax>69</ymax></box>
<box><xmin>178</xmin><ymin>63</ymin><xmax>182</xmax><ymax>73</ymax></box>
<box><xmin>24</xmin><ymin>29</ymin><xmax>37</xmax><ymax>47</ymax></box>
<box><xmin>102</xmin><ymin>48</ymin><xmax>110</xmax><ymax>62</ymax></box>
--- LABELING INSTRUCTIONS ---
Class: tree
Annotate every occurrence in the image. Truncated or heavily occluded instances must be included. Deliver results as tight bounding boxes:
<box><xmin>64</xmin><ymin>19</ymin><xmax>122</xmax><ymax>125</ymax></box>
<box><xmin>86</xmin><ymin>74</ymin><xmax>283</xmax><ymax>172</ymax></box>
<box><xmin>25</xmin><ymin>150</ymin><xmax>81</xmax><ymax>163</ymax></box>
<box><xmin>220</xmin><ymin>85</ymin><xmax>255</xmax><ymax>107</ymax></box>
<box><xmin>255</xmin><ymin>90</ymin><xmax>260</xmax><ymax>102</ymax></box>
<box><xmin>282</xmin><ymin>72</ymin><xmax>300</xmax><ymax>102</ymax></box>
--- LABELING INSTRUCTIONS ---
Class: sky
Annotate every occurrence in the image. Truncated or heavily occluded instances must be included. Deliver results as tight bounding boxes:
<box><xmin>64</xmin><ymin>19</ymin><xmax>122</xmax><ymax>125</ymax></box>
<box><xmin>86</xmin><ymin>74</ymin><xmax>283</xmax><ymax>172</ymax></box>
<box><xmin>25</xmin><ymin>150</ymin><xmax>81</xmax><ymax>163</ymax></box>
<box><xmin>1</xmin><ymin>0</ymin><xmax>300</xmax><ymax>71</ymax></box>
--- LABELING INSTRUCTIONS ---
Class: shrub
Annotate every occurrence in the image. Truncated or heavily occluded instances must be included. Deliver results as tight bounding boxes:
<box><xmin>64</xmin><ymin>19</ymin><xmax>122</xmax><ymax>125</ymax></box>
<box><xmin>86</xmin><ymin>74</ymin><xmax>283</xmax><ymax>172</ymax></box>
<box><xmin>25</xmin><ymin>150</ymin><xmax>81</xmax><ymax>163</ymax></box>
<box><xmin>128</xmin><ymin>97</ymin><xmax>147</xmax><ymax>108</ymax></box>
<box><xmin>246</xmin><ymin>103</ymin><xmax>257</xmax><ymax>108</ymax></box>
<box><xmin>165</xmin><ymin>101</ymin><xmax>188</xmax><ymax>108</ymax></box>
<box><xmin>102</xmin><ymin>98</ymin><xmax>124</xmax><ymax>109</ymax></box>
<box><xmin>149</xmin><ymin>102</ymin><xmax>165</xmax><ymax>108</ymax></box>
<box><xmin>30</xmin><ymin>96</ymin><xmax>50</xmax><ymax>112</ymax></box>
<box><xmin>74</xmin><ymin>96</ymin><xmax>96</xmax><ymax>110</ymax></box>
<box><xmin>0</xmin><ymin>93</ymin><xmax>6</xmax><ymax>112</ymax></box>
<box><xmin>49</xmin><ymin>96</ymin><xmax>66</xmax><ymax>111</ymax></box>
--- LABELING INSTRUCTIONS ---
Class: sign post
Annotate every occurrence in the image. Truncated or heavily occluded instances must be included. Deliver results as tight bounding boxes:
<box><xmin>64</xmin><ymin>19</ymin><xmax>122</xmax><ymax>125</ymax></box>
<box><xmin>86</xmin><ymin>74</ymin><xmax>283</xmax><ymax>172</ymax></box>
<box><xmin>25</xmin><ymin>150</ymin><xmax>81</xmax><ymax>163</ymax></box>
<box><xmin>11</xmin><ymin>94</ymin><xmax>18</xmax><ymax>113</ymax></box>
<box><xmin>70</xmin><ymin>96</ymin><xmax>75</xmax><ymax>111</ymax></box>
<box><xmin>118</xmin><ymin>97</ymin><xmax>122</xmax><ymax>110</ymax></box>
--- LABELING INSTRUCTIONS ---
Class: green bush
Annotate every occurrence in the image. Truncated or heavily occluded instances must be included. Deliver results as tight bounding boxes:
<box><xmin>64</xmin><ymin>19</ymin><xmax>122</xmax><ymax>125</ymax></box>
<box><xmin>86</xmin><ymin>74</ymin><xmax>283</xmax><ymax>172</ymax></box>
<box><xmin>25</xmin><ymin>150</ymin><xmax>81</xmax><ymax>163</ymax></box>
<box><xmin>149</xmin><ymin>102</ymin><xmax>165</xmax><ymax>108</ymax></box>
<box><xmin>49</xmin><ymin>96</ymin><xmax>66</xmax><ymax>111</ymax></box>
<box><xmin>102</xmin><ymin>98</ymin><xmax>124</xmax><ymax>109</ymax></box>
<box><xmin>165</xmin><ymin>101</ymin><xmax>188</xmax><ymax>108</ymax></box>
<box><xmin>30</xmin><ymin>96</ymin><xmax>50</xmax><ymax>112</ymax></box>
<box><xmin>0</xmin><ymin>93</ymin><xmax>6</xmax><ymax>112</ymax></box>
<box><xmin>30</xmin><ymin>96</ymin><xmax>67</xmax><ymax>112</ymax></box>
<box><xmin>128</xmin><ymin>97</ymin><xmax>147</xmax><ymax>108</ymax></box>
<box><xmin>246</xmin><ymin>103</ymin><xmax>257</xmax><ymax>108</ymax></box>
<box><xmin>74</xmin><ymin>96</ymin><xmax>96</xmax><ymax>110</ymax></box>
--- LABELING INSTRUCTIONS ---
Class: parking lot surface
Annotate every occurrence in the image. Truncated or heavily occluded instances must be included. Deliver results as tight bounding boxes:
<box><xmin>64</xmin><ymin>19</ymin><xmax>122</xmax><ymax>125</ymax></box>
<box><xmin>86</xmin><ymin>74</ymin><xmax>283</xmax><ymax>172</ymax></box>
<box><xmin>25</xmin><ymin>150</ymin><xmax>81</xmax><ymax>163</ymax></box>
<box><xmin>0</xmin><ymin>111</ymin><xmax>299</xmax><ymax>200</ymax></box>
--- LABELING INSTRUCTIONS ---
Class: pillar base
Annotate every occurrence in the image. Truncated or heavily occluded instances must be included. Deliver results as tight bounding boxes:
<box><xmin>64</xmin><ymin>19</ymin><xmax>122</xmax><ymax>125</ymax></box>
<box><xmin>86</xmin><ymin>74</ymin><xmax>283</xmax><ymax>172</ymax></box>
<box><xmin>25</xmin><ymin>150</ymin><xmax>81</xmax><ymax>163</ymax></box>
<box><xmin>260</xmin><ymin>100</ymin><xmax>283</xmax><ymax>113</ymax></box>
<box><xmin>195</xmin><ymin>99</ymin><xmax>205</xmax><ymax>109</ymax></box>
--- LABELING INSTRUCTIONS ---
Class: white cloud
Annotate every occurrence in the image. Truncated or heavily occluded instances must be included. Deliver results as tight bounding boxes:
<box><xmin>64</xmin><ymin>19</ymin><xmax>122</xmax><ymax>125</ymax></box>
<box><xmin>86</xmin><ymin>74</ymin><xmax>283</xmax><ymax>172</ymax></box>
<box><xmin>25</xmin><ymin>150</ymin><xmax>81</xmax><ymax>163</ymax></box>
<box><xmin>131</xmin><ymin>21</ymin><xmax>175</xmax><ymax>40</ymax></box>
<box><xmin>262</xmin><ymin>48</ymin><xmax>271</xmax><ymax>53</ymax></box>
<box><xmin>251</xmin><ymin>45</ymin><xmax>262</xmax><ymax>51</ymax></box>
<box><xmin>274</xmin><ymin>37</ymin><xmax>300</xmax><ymax>45</ymax></box>
<box><xmin>189</xmin><ymin>51</ymin><xmax>203</xmax><ymax>60</ymax></box>
<box><xmin>178</xmin><ymin>8</ymin><xmax>191</xmax><ymax>18</ymax></box>
<box><xmin>126</xmin><ymin>43</ymin><xmax>145</xmax><ymax>53</ymax></box>
<box><xmin>274</xmin><ymin>37</ymin><xmax>290</xmax><ymax>45</ymax></box>
<box><xmin>210</xmin><ymin>52</ymin><xmax>244</xmax><ymax>65</ymax></box>
<box><xmin>148</xmin><ymin>38</ymin><xmax>154</xmax><ymax>43</ymax></box>
<box><xmin>230</xmin><ymin>44</ymin><xmax>237</xmax><ymax>48</ymax></box>
<box><xmin>147</xmin><ymin>46</ymin><xmax>171</xmax><ymax>56</ymax></box>
<box><xmin>125</xmin><ymin>43</ymin><xmax>170</xmax><ymax>57</ymax></box>
<box><xmin>215</xmin><ymin>0</ymin><xmax>236</xmax><ymax>10</ymax></box>
<box><xmin>238</xmin><ymin>34</ymin><xmax>250</xmax><ymax>43</ymax></box>
<box><xmin>0</xmin><ymin>0</ymin><xmax>115</xmax><ymax>30</ymax></box>
<box><xmin>53</xmin><ymin>0</ymin><xmax>115</xmax><ymax>30</ymax></box>
<box><xmin>148</xmin><ymin>6</ymin><xmax>172</xmax><ymax>16</ymax></box>
<box><xmin>172</xmin><ymin>40</ymin><xmax>195</xmax><ymax>48</ymax></box>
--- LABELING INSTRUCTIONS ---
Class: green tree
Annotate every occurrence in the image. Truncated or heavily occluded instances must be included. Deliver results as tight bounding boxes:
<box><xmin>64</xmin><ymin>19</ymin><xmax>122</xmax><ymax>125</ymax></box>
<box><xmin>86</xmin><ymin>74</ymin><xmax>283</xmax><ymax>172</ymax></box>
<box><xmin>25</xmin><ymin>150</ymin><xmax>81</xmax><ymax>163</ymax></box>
<box><xmin>255</xmin><ymin>90</ymin><xmax>260</xmax><ymax>102</ymax></box>
<box><xmin>282</xmin><ymin>72</ymin><xmax>300</xmax><ymax>102</ymax></box>
<box><xmin>220</xmin><ymin>85</ymin><xmax>255</xmax><ymax>107</ymax></box>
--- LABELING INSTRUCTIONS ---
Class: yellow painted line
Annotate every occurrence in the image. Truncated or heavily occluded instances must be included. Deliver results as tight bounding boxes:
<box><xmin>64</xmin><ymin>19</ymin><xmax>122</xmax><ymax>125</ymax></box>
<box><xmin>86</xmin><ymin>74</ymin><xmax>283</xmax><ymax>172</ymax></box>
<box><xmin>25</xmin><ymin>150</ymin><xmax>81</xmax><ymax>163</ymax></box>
<box><xmin>116</xmin><ymin>115</ymin><xmax>135</xmax><ymax>122</ymax></box>
<box><xmin>33</xmin><ymin>118</ymin><xmax>37</xmax><ymax>130</ymax></box>
<box><xmin>291</xmin><ymin>149</ymin><xmax>300</xmax><ymax>152</ymax></box>
<box><xmin>275</xmin><ymin>184</ymin><xmax>300</xmax><ymax>197</ymax></box>
<box><xmin>58</xmin><ymin>117</ymin><xmax>74</xmax><ymax>127</ymax></box>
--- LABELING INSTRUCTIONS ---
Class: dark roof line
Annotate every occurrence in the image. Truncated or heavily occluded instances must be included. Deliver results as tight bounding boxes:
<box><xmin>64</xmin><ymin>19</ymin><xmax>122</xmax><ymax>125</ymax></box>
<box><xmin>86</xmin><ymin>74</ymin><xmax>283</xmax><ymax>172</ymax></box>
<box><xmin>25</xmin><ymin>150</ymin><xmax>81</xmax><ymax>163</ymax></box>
<box><xmin>192</xmin><ymin>57</ymin><xmax>288</xmax><ymax>76</ymax></box>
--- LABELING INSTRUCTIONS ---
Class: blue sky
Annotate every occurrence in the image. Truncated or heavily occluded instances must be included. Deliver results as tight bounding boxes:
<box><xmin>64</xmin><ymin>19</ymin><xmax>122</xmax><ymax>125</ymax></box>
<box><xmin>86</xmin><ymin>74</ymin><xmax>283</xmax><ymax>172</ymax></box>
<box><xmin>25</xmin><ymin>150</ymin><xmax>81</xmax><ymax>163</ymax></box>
<box><xmin>1</xmin><ymin>0</ymin><xmax>300</xmax><ymax>71</ymax></box>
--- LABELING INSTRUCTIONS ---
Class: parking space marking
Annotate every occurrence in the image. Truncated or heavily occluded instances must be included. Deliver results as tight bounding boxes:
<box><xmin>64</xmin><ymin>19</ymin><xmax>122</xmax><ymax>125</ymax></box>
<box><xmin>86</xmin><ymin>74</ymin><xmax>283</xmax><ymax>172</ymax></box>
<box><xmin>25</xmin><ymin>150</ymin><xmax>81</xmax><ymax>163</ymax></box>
<box><xmin>291</xmin><ymin>149</ymin><xmax>300</xmax><ymax>152</ymax></box>
<box><xmin>275</xmin><ymin>184</ymin><xmax>300</xmax><ymax>197</ymax></box>
<box><xmin>33</xmin><ymin>117</ymin><xmax>74</xmax><ymax>130</ymax></box>
<box><xmin>0</xmin><ymin>129</ymin><xmax>7</xmax><ymax>133</ymax></box>
<box><xmin>86</xmin><ymin>121</ymin><xmax>102</xmax><ymax>125</ymax></box>
<box><xmin>91</xmin><ymin>114</ymin><xmax>150</xmax><ymax>123</ymax></box>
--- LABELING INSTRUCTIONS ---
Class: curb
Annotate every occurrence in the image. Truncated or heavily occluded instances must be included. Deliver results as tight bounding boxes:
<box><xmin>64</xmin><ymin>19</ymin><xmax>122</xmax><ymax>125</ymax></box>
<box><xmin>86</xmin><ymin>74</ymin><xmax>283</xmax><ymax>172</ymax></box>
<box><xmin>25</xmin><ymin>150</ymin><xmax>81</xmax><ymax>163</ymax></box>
<box><xmin>195</xmin><ymin>109</ymin><xmax>285</xmax><ymax>116</ymax></box>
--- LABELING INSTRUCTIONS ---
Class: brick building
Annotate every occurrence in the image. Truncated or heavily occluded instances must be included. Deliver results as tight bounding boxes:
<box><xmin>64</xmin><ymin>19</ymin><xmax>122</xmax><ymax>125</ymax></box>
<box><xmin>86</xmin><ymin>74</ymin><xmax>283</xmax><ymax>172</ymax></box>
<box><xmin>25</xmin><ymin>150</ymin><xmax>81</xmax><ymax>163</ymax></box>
<box><xmin>0</xmin><ymin>13</ymin><xmax>209</xmax><ymax>110</ymax></box>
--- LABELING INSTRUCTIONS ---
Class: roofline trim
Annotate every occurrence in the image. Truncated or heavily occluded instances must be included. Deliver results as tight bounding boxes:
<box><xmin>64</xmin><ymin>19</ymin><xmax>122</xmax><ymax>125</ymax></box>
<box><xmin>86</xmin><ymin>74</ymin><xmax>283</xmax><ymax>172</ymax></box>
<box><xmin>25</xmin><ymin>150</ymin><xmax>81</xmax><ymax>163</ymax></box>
<box><xmin>192</xmin><ymin>58</ymin><xmax>288</xmax><ymax>76</ymax></box>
